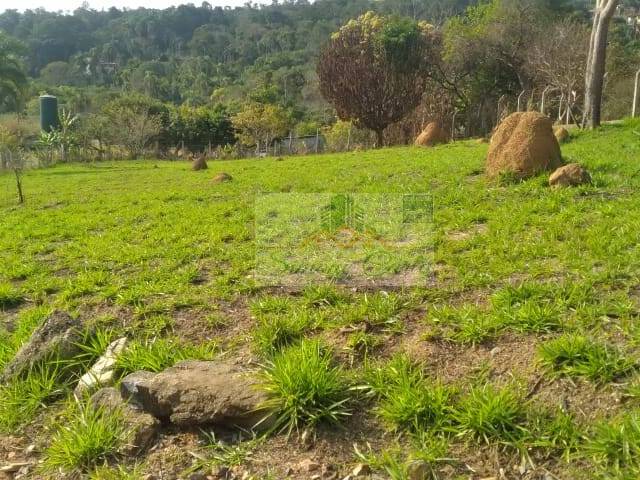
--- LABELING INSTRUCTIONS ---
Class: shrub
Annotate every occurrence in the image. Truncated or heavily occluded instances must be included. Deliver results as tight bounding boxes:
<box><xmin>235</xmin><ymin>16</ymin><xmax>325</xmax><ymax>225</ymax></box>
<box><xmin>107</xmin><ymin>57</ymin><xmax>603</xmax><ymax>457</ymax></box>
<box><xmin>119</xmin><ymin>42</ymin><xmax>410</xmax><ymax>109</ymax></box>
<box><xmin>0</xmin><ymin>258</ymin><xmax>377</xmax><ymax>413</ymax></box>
<box><xmin>259</xmin><ymin>339</ymin><xmax>351</xmax><ymax>432</ymax></box>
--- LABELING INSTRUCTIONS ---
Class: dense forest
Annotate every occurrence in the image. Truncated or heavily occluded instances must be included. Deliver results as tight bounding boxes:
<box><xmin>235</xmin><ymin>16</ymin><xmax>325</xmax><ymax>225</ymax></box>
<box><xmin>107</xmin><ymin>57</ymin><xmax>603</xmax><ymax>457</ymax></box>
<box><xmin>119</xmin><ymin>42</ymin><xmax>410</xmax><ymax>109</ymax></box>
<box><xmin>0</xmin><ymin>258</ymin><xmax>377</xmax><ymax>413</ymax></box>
<box><xmin>0</xmin><ymin>0</ymin><xmax>639</xmax><ymax>155</ymax></box>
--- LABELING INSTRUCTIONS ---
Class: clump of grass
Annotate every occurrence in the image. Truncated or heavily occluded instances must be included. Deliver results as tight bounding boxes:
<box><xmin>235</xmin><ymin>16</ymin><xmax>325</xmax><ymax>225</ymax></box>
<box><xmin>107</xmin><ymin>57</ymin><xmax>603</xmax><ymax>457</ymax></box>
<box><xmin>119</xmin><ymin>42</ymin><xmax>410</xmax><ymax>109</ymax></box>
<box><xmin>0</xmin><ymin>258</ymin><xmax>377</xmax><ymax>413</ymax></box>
<box><xmin>89</xmin><ymin>464</ymin><xmax>143</xmax><ymax>480</ymax></box>
<box><xmin>259</xmin><ymin>339</ymin><xmax>351</xmax><ymax>433</ymax></box>
<box><xmin>302</xmin><ymin>284</ymin><xmax>348</xmax><ymax>308</ymax></box>
<box><xmin>348</xmin><ymin>292</ymin><xmax>404</xmax><ymax>329</ymax></box>
<box><xmin>346</xmin><ymin>331</ymin><xmax>382</xmax><ymax>358</ymax></box>
<box><xmin>452</xmin><ymin>384</ymin><xmax>529</xmax><ymax>444</ymax></box>
<box><xmin>366</xmin><ymin>354</ymin><xmax>454</xmax><ymax>432</ymax></box>
<box><xmin>43</xmin><ymin>402</ymin><xmax>127</xmax><ymax>473</ymax></box>
<box><xmin>538</xmin><ymin>334</ymin><xmax>636</xmax><ymax>384</ymax></box>
<box><xmin>354</xmin><ymin>432</ymin><xmax>449</xmax><ymax>480</ymax></box>
<box><xmin>528</xmin><ymin>408</ymin><xmax>583</xmax><ymax>461</ymax></box>
<box><xmin>0</xmin><ymin>305</ymin><xmax>51</xmax><ymax>368</ymax></box>
<box><xmin>250</xmin><ymin>296</ymin><xmax>294</xmax><ymax>316</ymax></box>
<box><xmin>584</xmin><ymin>411</ymin><xmax>640</xmax><ymax>473</ymax></box>
<box><xmin>116</xmin><ymin>337</ymin><xmax>217</xmax><ymax>375</ymax></box>
<box><xmin>426</xmin><ymin>305</ymin><xmax>503</xmax><ymax>345</ymax></box>
<box><xmin>0</xmin><ymin>281</ymin><xmax>23</xmax><ymax>309</ymax></box>
<box><xmin>0</xmin><ymin>364</ymin><xmax>66</xmax><ymax>432</ymax></box>
<box><xmin>251</xmin><ymin>311</ymin><xmax>312</xmax><ymax>357</ymax></box>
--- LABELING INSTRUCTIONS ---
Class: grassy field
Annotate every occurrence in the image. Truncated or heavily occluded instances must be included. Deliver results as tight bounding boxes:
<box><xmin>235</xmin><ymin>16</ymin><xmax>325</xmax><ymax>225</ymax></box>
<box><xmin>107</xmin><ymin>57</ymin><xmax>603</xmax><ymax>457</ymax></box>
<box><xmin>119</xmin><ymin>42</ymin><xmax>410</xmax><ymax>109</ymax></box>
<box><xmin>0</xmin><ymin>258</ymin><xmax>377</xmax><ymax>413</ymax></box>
<box><xmin>1</xmin><ymin>119</ymin><xmax>640</xmax><ymax>479</ymax></box>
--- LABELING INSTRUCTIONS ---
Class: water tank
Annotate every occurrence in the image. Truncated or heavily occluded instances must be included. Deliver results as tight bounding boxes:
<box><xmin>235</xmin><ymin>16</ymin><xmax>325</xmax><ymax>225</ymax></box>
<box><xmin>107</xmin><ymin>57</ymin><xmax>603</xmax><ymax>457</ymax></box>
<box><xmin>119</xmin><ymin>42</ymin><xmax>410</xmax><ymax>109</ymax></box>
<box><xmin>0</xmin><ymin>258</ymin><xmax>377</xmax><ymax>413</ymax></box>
<box><xmin>40</xmin><ymin>95</ymin><xmax>59</xmax><ymax>132</ymax></box>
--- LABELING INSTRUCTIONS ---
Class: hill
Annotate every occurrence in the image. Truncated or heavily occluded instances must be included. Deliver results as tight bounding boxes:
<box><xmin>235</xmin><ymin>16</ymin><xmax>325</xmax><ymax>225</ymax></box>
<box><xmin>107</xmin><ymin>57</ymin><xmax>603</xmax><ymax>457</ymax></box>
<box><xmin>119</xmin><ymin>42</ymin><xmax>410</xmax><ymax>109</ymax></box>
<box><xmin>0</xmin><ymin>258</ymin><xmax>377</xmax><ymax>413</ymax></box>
<box><xmin>1</xmin><ymin>120</ymin><xmax>640</xmax><ymax>478</ymax></box>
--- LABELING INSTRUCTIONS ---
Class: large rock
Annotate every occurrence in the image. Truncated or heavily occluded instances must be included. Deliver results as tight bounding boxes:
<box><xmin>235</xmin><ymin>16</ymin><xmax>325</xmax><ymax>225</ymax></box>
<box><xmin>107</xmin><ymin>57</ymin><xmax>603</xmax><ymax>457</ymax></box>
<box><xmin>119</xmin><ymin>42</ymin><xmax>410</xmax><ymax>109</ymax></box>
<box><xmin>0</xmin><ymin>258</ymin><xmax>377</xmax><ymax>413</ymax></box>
<box><xmin>486</xmin><ymin>112</ymin><xmax>563</xmax><ymax>179</ymax></box>
<box><xmin>0</xmin><ymin>311</ymin><xmax>87</xmax><ymax>382</ymax></box>
<box><xmin>90</xmin><ymin>387</ymin><xmax>160</xmax><ymax>456</ymax></box>
<box><xmin>120</xmin><ymin>360</ymin><xmax>273</xmax><ymax>430</ymax></box>
<box><xmin>415</xmin><ymin>122</ymin><xmax>449</xmax><ymax>147</ymax></box>
<box><xmin>75</xmin><ymin>337</ymin><xmax>128</xmax><ymax>396</ymax></box>
<box><xmin>549</xmin><ymin>163</ymin><xmax>592</xmax><ymax>188</ymax></box>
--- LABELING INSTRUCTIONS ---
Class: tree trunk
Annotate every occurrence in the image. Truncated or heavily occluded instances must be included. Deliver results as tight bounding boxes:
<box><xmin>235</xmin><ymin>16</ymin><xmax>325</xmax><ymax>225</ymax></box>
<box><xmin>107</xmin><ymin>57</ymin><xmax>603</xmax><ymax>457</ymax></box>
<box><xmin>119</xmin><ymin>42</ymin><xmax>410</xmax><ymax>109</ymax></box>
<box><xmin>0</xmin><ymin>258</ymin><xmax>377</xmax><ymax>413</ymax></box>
<box><xmin>583</xmin><ymin>0</ymin><xmax>619</xmax><ymax>129</ymax></box>
<box><xmin>375</xmin><ymin>129</ymin><xmax>384</xmax><ymax>149</ymax></box>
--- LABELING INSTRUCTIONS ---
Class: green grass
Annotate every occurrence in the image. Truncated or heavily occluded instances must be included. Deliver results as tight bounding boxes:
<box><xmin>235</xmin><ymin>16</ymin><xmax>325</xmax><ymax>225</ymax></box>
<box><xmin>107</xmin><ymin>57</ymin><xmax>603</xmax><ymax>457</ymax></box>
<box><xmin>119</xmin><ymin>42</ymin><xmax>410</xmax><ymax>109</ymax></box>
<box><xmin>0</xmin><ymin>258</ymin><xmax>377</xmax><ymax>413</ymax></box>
<box><xmin>43</xmin><ymin>402</ymin><xmax>127</xmax><ymax>473</ymax></box>
<box><xmin>585</xmin><ymin>411</ymin><xmax>640</xmax><ymax>474</ymax></box>
<box><xmin>251</xmin><ymin>310</ymin><xmax>313</xmax><ymax>357</ymax></box>
<box><xmin>0</xmin><ymin>281</ymin><xmax>23</xmax><ymax>309</ymax></box>
<box><xmin>115</xmin><ymin>336</ymin><xmax>217</xmax><ymax>375</ymax></box>
<box><xmin>1</xmin><ymin>120</ymin><xmax>640</xmax><ymax>477</ymax></box>
<box><xmin>538</xmin><ymin>333</ymin><xmax>636</xmax><ymax>384</ymax></box>
<box><xmin>452</xmin><ymin>383</ymin><xmax>529</xmax><ymax>445</ymax></box>
<box><xmin>259</xmin><ymin>339</ymin><xmax>352</xmax><ymax>433</ymax></box>
<box><xmin>366</xmin><ymin>354</ymin><xmax>455</xmax><ymax>432</ymax></box>
<box><xmin>0</xmin><ymin>364</ymin><xmax>66</xmax><ymax>431</ymax></box>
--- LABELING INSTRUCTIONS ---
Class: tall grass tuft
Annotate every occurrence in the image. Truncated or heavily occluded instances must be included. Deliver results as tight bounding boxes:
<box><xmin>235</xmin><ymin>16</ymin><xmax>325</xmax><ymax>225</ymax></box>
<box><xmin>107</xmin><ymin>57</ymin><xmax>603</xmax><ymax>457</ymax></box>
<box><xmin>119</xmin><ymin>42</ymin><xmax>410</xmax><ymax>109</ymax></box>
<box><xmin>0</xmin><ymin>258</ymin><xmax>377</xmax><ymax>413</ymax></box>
<box><xmin>259</xmin><ymin>339</ymin><xmax>351</xmax><ymax>433</ymax></box>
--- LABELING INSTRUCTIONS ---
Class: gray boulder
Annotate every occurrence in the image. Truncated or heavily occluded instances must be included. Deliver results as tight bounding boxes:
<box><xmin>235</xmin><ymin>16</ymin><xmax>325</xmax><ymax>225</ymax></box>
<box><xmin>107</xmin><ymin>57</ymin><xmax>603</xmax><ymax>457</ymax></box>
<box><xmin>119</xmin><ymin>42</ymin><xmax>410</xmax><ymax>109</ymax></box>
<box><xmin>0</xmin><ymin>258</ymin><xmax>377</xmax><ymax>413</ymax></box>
<box><xmin>91</xmin><ymin>387</ymin><xmax>160</xmax><ymax>456</ymax></box>
<box><xmin>120</xmin><ymin>360</ymin><xmax>273</xmax><ymax>430</ymax></box>
<box><xmin>1</xmin><ymin>311</ymin><xmax>88</xmax><ymax>381</ymax></box>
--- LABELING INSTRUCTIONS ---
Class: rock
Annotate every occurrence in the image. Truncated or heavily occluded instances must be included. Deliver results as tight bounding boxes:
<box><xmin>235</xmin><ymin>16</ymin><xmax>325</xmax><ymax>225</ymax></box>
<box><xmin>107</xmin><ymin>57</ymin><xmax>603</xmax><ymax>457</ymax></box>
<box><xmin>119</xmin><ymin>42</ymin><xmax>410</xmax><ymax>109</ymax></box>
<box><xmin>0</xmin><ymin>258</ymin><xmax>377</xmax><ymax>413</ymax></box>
<box><xmin>119</xmin><ymin>360</ymin><xmax>274</xmax><ymax>429</ymax></box>
<box><xmin>415</xmin><ymin>122</ymin><xmax>449</xmax><ymax>147</ymax></box>
<box><xmin>0</xmin><ymin>311</ymin><xmax>88</xmax><ymax>382</ymax></box>
<box><xmin>554</xmin><ymin>126</ymin><xmax>570</xmax><ymax>143</ymax></box>
<box><xmin>352</xmin><ymin>463</ymin><xmax>371</xmax><ymax>477</ymax></box>
<box><xmin>192</xmin><ymin>156</ymin><xmax>208</xmax><ymax>171</ymax></box>
<box><xmin>0</xmin><ymin>463</ymin><xmax>31</xmax><ymax>474</ymax></box>
<box><xmin>90</xmin><ymin>387</ymin><xmax>160</xmax><ymax>455</ymax></box>
<box><xmin>212</xmin><ymin>172</ymin><xmax>233</xmax><ymax>184</ymax></box>
<box><xmin>549</xmin><ymin>163</ymin><xmax>592</xmax><ymax>188</ymax></box>
<box><xmin>406</xmin><ymin>460</ymin><xmax>429</xmax><ymax>480</ymax></box>
<box><xmin>298</xmin><ymin>459</ymin><xmax>321</xmax><ymax>473</ymax></box>
<box><xmin>486</xmin><ymin>112</ymin><xmax>563</xmax><ymax>179</ymax></box>
<box><xmin>75</xmin><ymin>337</ymin><xmax>128</xmax><ymax>395</ymax></box>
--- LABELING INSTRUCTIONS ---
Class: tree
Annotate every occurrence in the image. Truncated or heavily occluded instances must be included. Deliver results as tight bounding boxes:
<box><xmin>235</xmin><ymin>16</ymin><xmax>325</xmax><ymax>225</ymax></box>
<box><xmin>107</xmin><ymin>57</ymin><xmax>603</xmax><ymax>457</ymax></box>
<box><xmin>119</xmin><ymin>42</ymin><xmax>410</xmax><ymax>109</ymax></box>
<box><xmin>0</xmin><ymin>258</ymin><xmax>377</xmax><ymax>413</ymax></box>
<box><xmin>317</xmin><ymin>12</ymin><xmax>439</xmax><ymax>147</ymax></box>
<box><xmin>101</xmin><ymin>95</ymin><xmax>165</xmax><ymax>159</ymax></box>
<box><xmin>232</xmin><ymin>102</ymin><xmax>291</xmax><ymax>150</ymax></box>
<box><xmin>525</xmin><ymin>18</ymin><xmax>590</xmax><ymax>124</ymax></box>
<box><xmin>583</xmin><ymin>0</ymin><xmax>620</xmax><ymax>128</ymax></box>
<box><xmin>0</xmin><ymin>32</ymin><xmax>28</xmax><ymax>111</ymax></box>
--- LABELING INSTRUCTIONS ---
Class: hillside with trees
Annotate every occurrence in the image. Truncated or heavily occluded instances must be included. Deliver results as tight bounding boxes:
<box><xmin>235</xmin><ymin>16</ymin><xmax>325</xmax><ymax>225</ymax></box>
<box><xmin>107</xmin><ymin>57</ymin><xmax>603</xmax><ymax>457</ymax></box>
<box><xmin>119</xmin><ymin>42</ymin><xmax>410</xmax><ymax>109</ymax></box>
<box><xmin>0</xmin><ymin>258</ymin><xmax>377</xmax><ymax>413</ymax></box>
<box><xmin>0</xmin><ymin>0</ymin><xmax>638</xmax><ymax>155</ymax></box>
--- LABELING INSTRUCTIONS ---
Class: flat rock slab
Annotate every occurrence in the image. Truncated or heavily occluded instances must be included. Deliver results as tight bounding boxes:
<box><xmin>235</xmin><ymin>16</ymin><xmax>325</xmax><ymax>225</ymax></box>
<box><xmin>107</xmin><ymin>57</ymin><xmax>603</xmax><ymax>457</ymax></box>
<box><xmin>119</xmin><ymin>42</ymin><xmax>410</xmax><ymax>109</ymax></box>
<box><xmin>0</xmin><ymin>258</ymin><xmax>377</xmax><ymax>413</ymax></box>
<box><xmin>1</xmin><ymin>311</ymin><xmax>87</xmax><ymax>382</ymax></box>
<box><xmin>120</xmin><ymin>360</ymin><xmax>273</xmax><ymax>430</ymax></box>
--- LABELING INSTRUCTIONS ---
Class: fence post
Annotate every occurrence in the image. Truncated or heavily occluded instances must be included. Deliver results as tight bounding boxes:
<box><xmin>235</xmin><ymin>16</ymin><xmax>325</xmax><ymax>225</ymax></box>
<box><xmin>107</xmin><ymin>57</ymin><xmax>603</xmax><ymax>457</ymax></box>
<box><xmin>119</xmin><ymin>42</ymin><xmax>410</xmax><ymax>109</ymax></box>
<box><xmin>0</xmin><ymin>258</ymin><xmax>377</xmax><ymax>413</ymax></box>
<box><xmin>346</xmin><ymin>124</ymin><xmax>352</xmax><ymax>151</ymax></box>
<box><xmin>633</xmin><ymin>68</ymin><xmax>640</xmax><ymax>118</ymax></box>
<box><xmin>315</xmin><ymin>129</ymin><xmax>319</xmax><ymax>153</ymax></box>
<box><xmin>540</xmin><ymin>86</ymin><xmax>552</xmax><ymax>115</ymax></box>
<box><xmin>558</xmin><ymin>93</ymin><xmax>565</xmax><ymax>122</ymax></box>
<box><xmin>517</xmin><ymin>90</ymin><xmax>527</xmax><ymax>112</ymax></box>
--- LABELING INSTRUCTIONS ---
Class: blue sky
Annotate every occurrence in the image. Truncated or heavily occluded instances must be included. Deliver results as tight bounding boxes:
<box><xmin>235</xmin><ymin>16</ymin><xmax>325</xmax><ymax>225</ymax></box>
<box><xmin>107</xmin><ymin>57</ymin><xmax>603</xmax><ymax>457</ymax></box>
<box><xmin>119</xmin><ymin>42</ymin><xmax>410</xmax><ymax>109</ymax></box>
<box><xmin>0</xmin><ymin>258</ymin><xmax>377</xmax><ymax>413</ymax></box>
<box><xmin>2</xmin><ymin>0</ymin><xmax>252</xmax><ymax>13</ymax></box>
